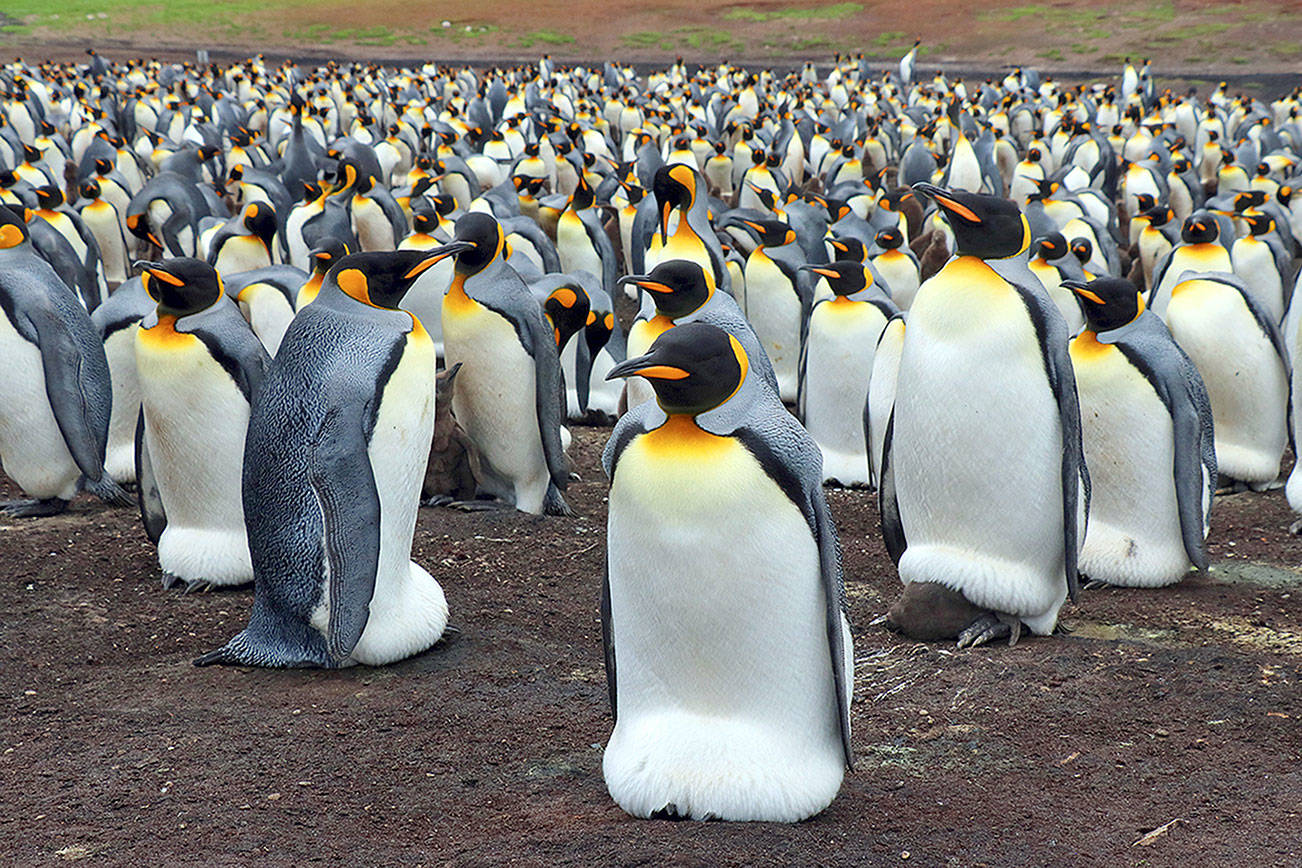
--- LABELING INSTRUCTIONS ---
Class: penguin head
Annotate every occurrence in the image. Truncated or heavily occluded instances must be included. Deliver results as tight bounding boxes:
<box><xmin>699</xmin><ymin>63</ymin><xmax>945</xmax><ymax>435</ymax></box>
<box><xmin>450</xmin><ymin>212</ymin><xmax>506</xmax><ymax>276</ymax></box>
<box><xmin>829</xmin><ymin>235</ymin><xmax>867</xmax><ymax>262</ymax></box>
<box><xmin>0</xmin><ymin>204</ymin><xmax>30</xmax><ymax>249</ymax></box>
<box><xmin>618</xmin><ymin>259</ymin><xmax>713</xmax><ymax>318</ymax></box>
<box><xmin>736</xmin><ymin>218</ymin><xmax>794</xmax><ymax>248</ymax></box>
<box><xmin>542</xmin><ymin>282</ymin><xmax>591</xmax><ymax>350</ymax></box>
<box><xmin>79</xmin><ymin>179</ymin><xmax>102</xmax><ymax>201</ymax></box>
<box><xmin>1181</xmin><ymin>213</ymin><xmax>1219</xmax><ymax>244</ymax></box>
<box><xmin>1239</xmin><ymin>213</ymin><xmax>1274</xmax><ymax>237</ymax></box>
<box><xmin>329</xmin><ymin>247</ymin><xmax>471</xmax><ymax>310</ymax></box>
<box><xmin>800</xmin><ymin>260</ymin><xmax>872</xmax><ymax>297</ymax></box>
<box><xmin>875</xmin><ymin>227</ymin><xmax>904</xmax><ymax>251</ymax></box>
<box><xmin>584</xmin><ymin>305</ymin><xmax>615</xmax><ymax>357</ymax></box>
<box><xmin>1064</xmin><ymin>277</ymin><xmax>1143</xmax><ymax>333</ymax></box>
<box><xmin>309</xmin><ymin>239</ymin><xmax>350</xmax><ymax>275</ymax></box>
<box><xmin>34</xmin><ymin>185</ymin><xmax>63</xmax><ymax>210</ymax></box>
<box><xmin>652</xmin><ymin>163</ymin><xmax>700</xmax><ymax>241</ymax></box>
<box><xmin>241</xmin><ymin>202</ymin><xmax>277</xmax><ymax>246</ymax></box>
<box><xmin>570</xmin><ymin>175</ymin><xmax>595</xmax><ymax>210</ymax></box>
<box><xmin>139</xmin><ymin>258</ymin><xmax>223</xmax><ymax>316</ymax></box>
<box><xmin>1035</xmin><ymin>233</ymin><xmax>1066</xmax><ymax>260</ymax></box>
<box><xmin>1134</xmin><ymin>192</ymin><xmax>1157</xmax><ymax>213</ymax></box>
<box><xmin>1232</xmin><ymin>190</ymin><xmax>1266</xmax><ymax>213</ymax></box>
<box><xmin>913</xmin><ymin>183</ymin><xmax>1030</xmax><ymax>259</ymax></box>
<box><xmin>606</xmin><ymin>321</ymin><xmax>747</xmax><ymax>417</ymax></box>
<box><xmin>1069</xmin><ymin>237</ymin><xmax>1093</xmax><ymax>265</ymax></box>
<box><xmin>1144</xmin><ymin>204</ymin><xmax>1174</xmax><ymax>228</ymax></box>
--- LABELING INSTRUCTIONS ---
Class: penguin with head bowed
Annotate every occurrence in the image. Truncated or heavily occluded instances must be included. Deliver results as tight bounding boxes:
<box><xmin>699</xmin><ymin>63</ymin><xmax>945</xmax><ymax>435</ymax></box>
<box><xmin>1162</xmin><ymin>270</ymin><xmax>1289</xmax><ymax>491</ymax></box>
<box><xmin>619</xmin><ymin>258</ymin><xmax>778</xmax><ymax>411</ymax></box>
<box><xmin>221</xmin><ymin>263</ymin><xmax>308</xmax><ymax>357</ymax></box>
<box><xmin>1065</xmin><ymin>277</ymin><xmax>1216</xmax><ymax>587</ymax></box>
<box><xmin>0</xmin><ymin>205</ymin><xmax>116</xmax><ymax>517</ymax></box>
<box><xmin>882</xmin><ymin>183</ymin><xmax>1089</xmax><ymax>647</ymax></box>
<box><xmin>205</xmin><ymin>200</ymin><xmax>279</xmax><ymax>275</ymax></box>
<box><xmin>1027</xmin><ymin>232</ymin><xmax>1088</xmax><ymax>333</ymax></box>
<box><xmin>135</xmin><ymin>257</ymin><xmax>270</xmax><ymax>591</ymax></box>
<box><xmin>441</xmin><ymin>212</ymin><xmax>572</xmax><ymax>515</ymax></box>
<box><xmin>601</xmin><ymin>321</ymin><xmax>853</xmax><ymax>822</ymax></box>
<box><xmin>196</xmin><ymin>246</ymin><xmax>463</xmax><ymax>668</ymax></box>
<box><xmin>797</xmin><ymin>260</ymin><xmax>898</xmax><ymax>487</ymax></box>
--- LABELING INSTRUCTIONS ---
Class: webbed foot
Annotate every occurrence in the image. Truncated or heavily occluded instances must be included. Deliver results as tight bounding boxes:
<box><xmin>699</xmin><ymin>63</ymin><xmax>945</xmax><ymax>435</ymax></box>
<box><xmin>0</xmin><ymin>498</ymin><xmax>68</xmax><ymax>518</ymax></box>
<box><xmin>957</xmin><ymin>612</ymin><xmax>1023</xmax><ymax>649</ymax></box>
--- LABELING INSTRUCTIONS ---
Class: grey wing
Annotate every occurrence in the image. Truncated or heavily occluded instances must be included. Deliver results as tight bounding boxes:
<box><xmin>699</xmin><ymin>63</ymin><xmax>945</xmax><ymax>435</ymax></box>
<box><xmin>878</xmin><ymin>409</ymin><xmax>906</xmax><ymax>565</ymax></box>
<box><xmin>309</xmin><ymin>403</ymin><xmax>382</xmax><ymax>662</ymax></box>
<box><xmin>580</xmin><ymin>210</ymin><xmax>618</xmax><ymax>293</ymax></box>
<box><xmin>28</xmin><ymin>303</ymin><xmax>109</xmax><ymax>481</ymax></box>
<box><xmin>811</xmin><ymin>483</ymin><xmax>854</xmax><ymax>769</ymax></box>
<box><xmin>1170</xmin><ymin>373</ymin><xmax>1215</xmax><ymax>570</ymax></box>
<box><xmin>601</xmin><ymin>562</ymin><xmax>617</xmax><ymax>720</ymax></box>
<box><xmin>135</xmin><ymin>410</ymin><xmax>167</xmax><ymax>545</ymax></box>
<box><xmin>520</xmin><ymin>310</ymin><xmax>571</xmax><ymax>490</ymax></box>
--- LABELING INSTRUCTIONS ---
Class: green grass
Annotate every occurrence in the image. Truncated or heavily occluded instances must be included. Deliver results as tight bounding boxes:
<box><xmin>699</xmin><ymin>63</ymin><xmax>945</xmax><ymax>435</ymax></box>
<box><xmin>1037</xmin><ymin>47</ymin><xmax>1063</xmax><ymax>61</ymax></box>
<box><xmin>620</xmin><ymin>26</ymin><xmax>743</xmax><ymax>54</ymax></box>
<box><xmin>516</xmin><ymin>29</ymin><xmax>575</xmax><ymax>49</ymax></box>
<box><xmin>724</xmin><ymin>2</ymin><xmax>862</xmax><ymax>22</ymax></box>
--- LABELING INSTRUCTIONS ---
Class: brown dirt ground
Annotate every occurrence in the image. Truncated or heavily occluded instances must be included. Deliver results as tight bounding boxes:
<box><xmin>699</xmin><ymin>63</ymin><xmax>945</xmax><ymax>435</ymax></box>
<box><xmin>1</xmin><ymin>424</ymin><xmax>1300</xmax><ymax>866</ymax></box>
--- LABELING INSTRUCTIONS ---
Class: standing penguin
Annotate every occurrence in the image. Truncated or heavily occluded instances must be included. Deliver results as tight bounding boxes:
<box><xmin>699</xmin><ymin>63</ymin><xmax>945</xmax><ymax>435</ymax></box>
<box><xmin>1065</xmin><ymin>277</ymin><xmax>1216</xmax><ymax>587</ymax></box>
<box><xmin>196</xmin><ymin>248</ymin><xmax>459</xmax><ymax>668</ymax></box>
<box><xmin>734</xmin><ymin>217</ymin><xmax>811</xmax><ymax>402</ymax></box>
<box><xmin>602</xmin><ymin>322</ymin><xmax>852</xmax><ymax>822</ymax></box>
<box><xmin>644</xmin><ymin>164</ymin><xmax>731</xmax><ymax>295</ymax></box>
<box><xmin>0</xmin><ymin>206</ymin><xmax>114</xmax><ymax>516</ymax></box>
<box><xmin>441</xmin><ymin>213</ymin><xmax>572</xmax><ymax>515</ymax></box>
<box><xmin>883</xmin><ymin>184</ymin><xmax>1089</xmax><ymax>646</ymax></box>
<box><xmin>90</xmin><ymin>275</ymin><xmax>153</xmax><ymax>485</ymax></box>
<box><xmin>798</xmin><ymin>261</ymin><xmax>899</xmax><ymax>487</ymax></box>
<box><xmin>135</xmin><ymin>259</ymin><xmax>270</xmax><ymax>590</ymax></box>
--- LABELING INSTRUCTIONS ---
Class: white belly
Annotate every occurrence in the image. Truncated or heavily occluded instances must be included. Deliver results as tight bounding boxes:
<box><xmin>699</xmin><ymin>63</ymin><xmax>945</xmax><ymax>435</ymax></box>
<box><xmin>0</xmin><ymin>312</ymin><xmax>82</xmax><ymax>500</ymax></box>
<box><xmin>873</xmin><ymin>252</ymin><xmax>920</xmax><ymax>309</ymax></box>
<box><xmin>1163</xmin><ymin>279</ymin><xmax>1288</xmax><ymax>484</ymax></box>
<box><xmin>237</xmin><ymin>284</ymin><xmax>295</xmax><ymax>357</ymax></box>
<box><xmin>1231</xmin><ymin>241</ymin><xmax>1284</xmax><ymax>324</ymax></box>
<box><xmin>350</xmin><ymin>330</ymin><xmax>447</xmax><ymax>665</ymax></box>
<box><xmin>744</xmin><ymin>255</ymin><xmax>801</xmax><ymax>401</ymax></box>
<box><xmin>867</xmin><ymin>317</ymin><xmax>905</xmax><ymax>488</ymax></box>
<box><xmin>893</xmin><ymin>258</ymin><xmax>1069</xmax><ymax>632</ymax></box>
<box><xmin>803</xmin><ymin>300</ymin><xmax>886</xmax><ymax>486</ymax></box>
<box><xmin>103</xmin><ymin>325</ymin><xmax>142</xmax><ymax>484</ymax></box>
<box><xmin>136</xmin><ymin>326</ymin><xmax>253</xmax><ymax>584</ymax></box>
<box><xmin>604</xmin><ymin>428</ymin><xmax>846</xmax><ymax>821</ymax></box>
<box><xmin>443</xmin><ymin>295</ymin><xmax>550</xmax><ymax>513</ymax></box>
<box><xmin>83</xmin><ymin>202</ymin><xmax>129</xmax><ymax>283</ymax></box>
<box><xmin>557</xmin><ymin>212</ymin><xmax>602</xmax><ymax>277</ymax></box>
<box><xmin>214</xmin><ymin>236</ymin><xmax>272</xmax><ymax>276</ymax></box>
<box><xmin>1072</xmin><ymin>338</ymin><xmax>1191</xmax><ymax>586</ymax></box>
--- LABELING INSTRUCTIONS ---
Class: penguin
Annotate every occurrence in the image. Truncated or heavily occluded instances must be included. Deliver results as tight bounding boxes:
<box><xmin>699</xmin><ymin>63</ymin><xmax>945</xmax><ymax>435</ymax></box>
<box><xmin>207</xmin><ymin>201</ymin><xmax>278</xmax><ymax>275</ymax></box>
<box><xmin>441</xmin><ymin>212</ymin><xmax>572</xmax><ymax>515</ymax></box>
<box><xmin>1229</xmin><ymin>212</ymin><xmax>1289</xmax><ymax>324</ymax></box>
<box><xmin>397</xmin><ymin>209</ymin><xmax>455</xmax><ymax>360</ymax></box>
<box><xmin>421</xmin><ymin>362</ymin><xmax>483</xmax><ymax>506</ymax></box>
<box><xmin>195</xmin><ymin>248</ymin><xmax>457</xmax><ymax>668</ymax></box>
<box><xmin>1161</xmin><ymin>271</ymin><xmax>1289</xmax><ymax>490</ymax></box>
<box><xmin>90</xmin><ymin>275</ymin><xmax>153</xmax><ymax>485</ymax></box>
<box><xmin>76</xmin><ymin>178</ymin><xmax>131</xmax><ymax>285</ymax></box>
<box><xmin>0</xmin><ymin>206</ymin><xmax>114</xmax><ymax>516</ymax></box>
<box><xmin>222</xmin><ymin>265</ymin><xmax>305</xmax><ymax>357</ymax></box>
<box><xmin>555</xmin><ymin>175</ymin><xmax>618</xmax><ymax>300</ymax></box>
<box><xmin>601</xmin><ymin>321</ymin><xmax>852</xmax><ymax>822</ymax></box>
<box><xmin>882</xmin><ymin>184</ymin><xmax>1089</xmax><ymax>646</ymax></box>
<box><xmin>644</xmin><ymin>164</ymin><xmax>731</xmax><ymax>295</ymax></box>
<box><xmin>797</xmin><ymin>261</ymin><xmax>899</xmax><ymax>487</ymax></box>
<box><xmin>1065</xmin><ymin>277</ymin><xmax>1216</xmax><ymax>587</ymax></box>
<box><xmin>733</xmin><ymin>218</ymin><xmax>811</xmax><ymax>403</ymax></box>
<box><xmin>1027</xmin><ymin>233</ymin><xmax>1088</xmax><ymax>333</ymax></box>
<box><xmin>869</xmin><ymin>227</ymin><xmax>921</xmax><ymax>309</ymax></box>
<box><xmin>135</xmin><ymin>259</ymin><xmax>271</xmax><ymax>590</ymax></box>
<box><xmin>295</xmin><ymin>239</ymin><xmax>350</xmax><ymax>310</ymax></box>
<box><xmin>575</xmin><ymin>283</ymin><xmax>627</xmax><ymax>423</ymax></box>
<box><xmin>1150</xmin><ymin>213</ymin><xmax>1233</xmax><ymax>311</ymax></box>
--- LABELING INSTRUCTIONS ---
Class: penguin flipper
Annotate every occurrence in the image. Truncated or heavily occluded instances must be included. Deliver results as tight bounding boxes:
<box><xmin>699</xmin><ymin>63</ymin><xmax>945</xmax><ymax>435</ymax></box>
<box><xmin>1171</xmin><ymin>383</ymin><xmax>1215</xmax><ymax>571</ymax></box>
<box><xmin>135</xmin><ymin>411</ymin><xmax>167</xmax><ymax>544</ymax></box>
<box><xmin>310</xmin><ymin>405</ymin><xmax>382</xmax><ymax>662</ymax></box>
<box><xmin>878</xmin><ymin>409</ymin><xmax>907</xmax><ymax>566</ymax></box>
<box><xmin>811</xmin><ymin>480</ymin><xmax>854</xmax><ymax>770</ymax></box>
<box><xmin>600</xmin><ymin>562</ymin><xmax>617</xmax><ymax>721</ymax></box>
<box><xmin>28</xmin><ymin>303</ymin><xmax>107</xmax><ymax>481</ymax></box>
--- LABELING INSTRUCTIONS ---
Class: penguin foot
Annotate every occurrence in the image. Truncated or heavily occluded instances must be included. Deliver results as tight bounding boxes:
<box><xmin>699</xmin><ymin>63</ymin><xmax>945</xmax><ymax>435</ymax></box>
<box><xmin>1215</xmin><ymin>479</ymin><xmax>1251</xmax><ymax>495</ymax></box>
<box><xmin>650</xmin><ymin>803</ymin><xmax>687</xmax><ymax>821</ymax></box>
<box><xmin>445</xmin><ymin>498</ymin><xmax>511</xmax><ymax>512</ymax></box>
<box><xmin>421</xmin><ymin>495</ymin><xmax>454</xmax><ymax>508</ymax></box>
<box><xmin>161</xmin><ymin>572</ymin><xmax>183</xmax><ymax>591</ymax></box>
<box><xmin>83</xmin><ymin>475</ymin><xmax>134</xmax><ymax>507</ymax></box>
<box><xmin>182</xmin><ymin>580</ymin><xmax>213</xmax><ymax>594</ymax></box>
<box><xmin>0</xmin><ymin>498</ymin><xmax>69</xmax><ymax>518</ymax></box>
<box><xmin>957</xmin><ymin>612</ymin><xmax>1023</xmax><ymax>649</ymax></box>
<box><xmin>1290</xmin><ymin>518</ymin><xmax>1302</xmax><ymax>536</ymax></box>
<box><xmin>543</xmin><ymin>485</ymin><xmax>575</xmax><ymax>517</ymax></box>
<box><xmin>1082</xmin><ymin>578</ymin><xmax>1113</xmax><ymax>591</ymax></box>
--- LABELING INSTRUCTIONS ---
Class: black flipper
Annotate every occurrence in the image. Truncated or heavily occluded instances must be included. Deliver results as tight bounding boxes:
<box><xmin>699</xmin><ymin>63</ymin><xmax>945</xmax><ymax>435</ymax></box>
<box><xmin>878</xmin><ymin>409</ymin><xmax>906</xmax><ymax>566</ymax></box>
<box><xmin>601</xmin><ymin>564</ymin><xmax>617</xmax><ymax>721</ymax></box>
<box><xmin>309</xmin><ymin>405</ymin><xmax>381</xmax><ymax>662</ymax></box>
<box><xmin>135</xmin><ymin>410</ymin><xmax>167</xmax><ymax>544</ymax></box>
<box><xmin>29</xmin><ymin>305</ymin><xmax>106</xmax><ymax>481</ymax></box>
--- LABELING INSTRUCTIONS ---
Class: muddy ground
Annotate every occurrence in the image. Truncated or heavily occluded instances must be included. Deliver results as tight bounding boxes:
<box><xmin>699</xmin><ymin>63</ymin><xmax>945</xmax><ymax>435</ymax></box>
<box><xmin>1</xmin><ymin>424</ymin><xmax>1300</xmax><ymax>866</ymax></box>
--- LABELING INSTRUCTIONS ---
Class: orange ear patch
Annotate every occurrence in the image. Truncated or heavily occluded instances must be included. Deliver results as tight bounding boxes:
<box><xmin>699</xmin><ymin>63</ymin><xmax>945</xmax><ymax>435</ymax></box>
<box><xmin>336</xmin><ymin>267</ymin><xmax>370</xmax><ymax>304</ymax></box>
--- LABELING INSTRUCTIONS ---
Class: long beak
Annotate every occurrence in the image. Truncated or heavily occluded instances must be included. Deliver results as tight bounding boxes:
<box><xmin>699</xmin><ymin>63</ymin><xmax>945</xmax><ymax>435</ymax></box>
<box><xmin>1062</xmin><ymin>280</ymin><xmax>1105</xmax><ymax>304</ymax></box>
<box><xmin>799</xmin><ymin>264</ymin><xmax>841</xmax><ymax>279</ymax></box>
<box><xmin>606</xmin><ymin>351</ymin><xmax>690</xmax><ymax>382</ymax></box>
<box><xmin>912</xmin><ymin>182</ymin><xmax>981</xmax><ymax>223</ymax></box>
<box><xmin>617</xmin><ymin>273</ymin><xmax>672</xmax><ymax>294</ymax></box>
<box><xmin>402</xmin><ymin>240</ymin><xmax>474</xmax><ymax>278</ymax></box>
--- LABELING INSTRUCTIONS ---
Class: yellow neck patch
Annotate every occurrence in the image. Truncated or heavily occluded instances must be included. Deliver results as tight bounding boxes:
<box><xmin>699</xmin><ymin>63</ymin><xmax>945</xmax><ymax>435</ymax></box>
<box><xmin>639</xmin><ymin>413</ymin><xmax>732</xmax><ymax>459</ymax></box>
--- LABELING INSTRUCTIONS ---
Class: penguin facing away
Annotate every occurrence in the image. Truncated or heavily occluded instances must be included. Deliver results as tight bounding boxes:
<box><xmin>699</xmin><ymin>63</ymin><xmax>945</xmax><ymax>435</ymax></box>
<box><xmin>0</xmin><ymin>205</ymin><xmax>114</xmax><ymax>517</ymax></box>
<box><xmin>602</xmin><ymin>322</ymin><xmax>852</xmax><ymax>822</ymax></box>
<box><xmin>196</xmin><ymin>248</ymin><xmax>461</xmax><ymax>668</ymax></box>
<box><xmin>1065</xmin><ymin>277</ymin><xmax>1216</xmax><ymax>587</ymax></box>
<box><xmin>883</xmin><ymin>183</ymin><xmax>1089</xmax><ymax>647</ymax></box>
<box><xmin>135</xmin><ymin>258</ymin><xmax>270</xmax><ymax>590</ymax></box>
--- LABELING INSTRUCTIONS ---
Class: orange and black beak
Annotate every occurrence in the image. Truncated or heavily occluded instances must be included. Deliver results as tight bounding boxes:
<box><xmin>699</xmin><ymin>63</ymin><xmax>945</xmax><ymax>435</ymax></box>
<box><xmin>401</xmin><ymin>240</ymin><xmax>474</xmax><ymax>279</ymax></box>
<box><xmin>606</xmin><ymin>351</ymin><xmax>690</xmax><ymax>382</ymax></box>
<box><xmin>913</xmin><ymin>182</ymin><xmax>982</xmax><ymax>224</ymax></box>
<box><xmin>617</xmin><ymin>273</ymin><xmax>673</xmax><ymax>295</ymax></box>
<box><xmin>1061</xmin><ymin>280</ymin><xmax>1105</xmax><ymax>305</ymax></box>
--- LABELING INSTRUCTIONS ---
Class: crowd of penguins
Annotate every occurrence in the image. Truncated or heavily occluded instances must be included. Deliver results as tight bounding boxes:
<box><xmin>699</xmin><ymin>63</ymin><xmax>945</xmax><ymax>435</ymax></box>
<box><xmin>1</xmin><ymin>43</ymin><xmax>1301</xmax><ymax>823</ymax></box>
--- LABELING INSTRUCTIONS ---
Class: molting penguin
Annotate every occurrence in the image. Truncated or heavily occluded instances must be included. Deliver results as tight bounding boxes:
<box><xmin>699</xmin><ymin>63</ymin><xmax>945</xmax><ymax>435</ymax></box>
<box><xmin>883</xmin><ymin>183</ymin><xmax>1089</xmax><ymax>646</ymax></box>
<box><xmin>0</xmin><ymin>206</ymin><xmax>114</xmax><ymax>516</ymax></box>
<box><xmin>602</xmin><ymin>322</ymin><xmax>852</xmax><ymax>822</ymax></box>
<box><xmin>1066</xmin><ymin>277</ymin><xmax>1216</xmax><ymax>587</ymax></box>
<box><xmin>196</xmin><ymin>248</ymin><xmax>460</xmax><ymax>668</ymax></box>
<box><xmin>441</xmin><ymin>212</ymin><xmax>572</xmax><ymax>515</ymax></box>
<box><xmin>135</xmin><ymin>258</ymin><xmax>270</xmax><ymax>590</ymax></box>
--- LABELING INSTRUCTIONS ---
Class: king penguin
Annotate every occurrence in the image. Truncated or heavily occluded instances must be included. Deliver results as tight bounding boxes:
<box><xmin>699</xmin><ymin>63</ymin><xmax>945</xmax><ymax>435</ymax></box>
<box><xmin>441</xmin><ymin>212</ymin><xmax>572</xmax><ymax>515</ymax></box>
<box><xmin>882</xmin><ymin>183</ymin><xmax>1089</xmax><ymax>646</ymax></box>
<box><xmin>135</xmin><ymin>258</ymin><xmax>271</xmax><ymax>590</ymax></box>
<box><xmin>0</xmin><ymin>205</ymin><xmax>114</xmax><ymax>516</ymax></box>
<box><xmin>601</xmin><ymin>321</ymin><xmax>852</xmax><ymax>822</ymax></box>
<box><xmin>90</xmin><ymin>275</ymin><xmax>153</xmax><ymax>485</ymax></box>
<box><xmin>1065</xmin><ymin>277</ymin><xmax>1216</xmax><ymax>587</ymax></box>
<box><xmin>196</xmin><ymin>248</ymin><xmax>461</xmax><ymax>668</ymax></box>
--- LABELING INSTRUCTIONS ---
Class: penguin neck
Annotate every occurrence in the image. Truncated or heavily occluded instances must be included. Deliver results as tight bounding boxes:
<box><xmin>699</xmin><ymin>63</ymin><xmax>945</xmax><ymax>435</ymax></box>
<box><xmin>643</xmin><ymin>412</ymin><xmax>729</xmax><ymax>456</ymax></box>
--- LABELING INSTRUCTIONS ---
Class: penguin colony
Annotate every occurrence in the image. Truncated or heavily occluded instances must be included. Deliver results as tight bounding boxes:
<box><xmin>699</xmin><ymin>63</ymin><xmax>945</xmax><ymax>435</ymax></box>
<box><xmin>0</xmin><ymin>45</ymin><xmax>1299</xmax><ymax>823</ymax></box>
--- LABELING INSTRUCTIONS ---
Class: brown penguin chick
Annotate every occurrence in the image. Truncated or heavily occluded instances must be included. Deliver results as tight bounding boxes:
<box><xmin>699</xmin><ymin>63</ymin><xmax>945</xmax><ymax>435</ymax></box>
<box><xmin>918</xmin><ymin>231</ymin><xmax>950</xmax><ymax>281</ymax></box>
<box><xmin>421</xmin><ymin>363</ymin><xmax>483</xmax><ymax>506</ymax></box>
<box><xmin>887</xmin><ymin>582</ymin><xmax>1026</xmax><ymax>647</ymax></box>
<box><xmin>908</xmin><ymin>228</ymin><xmax>933</xmax><ymax>258</ymax></box>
